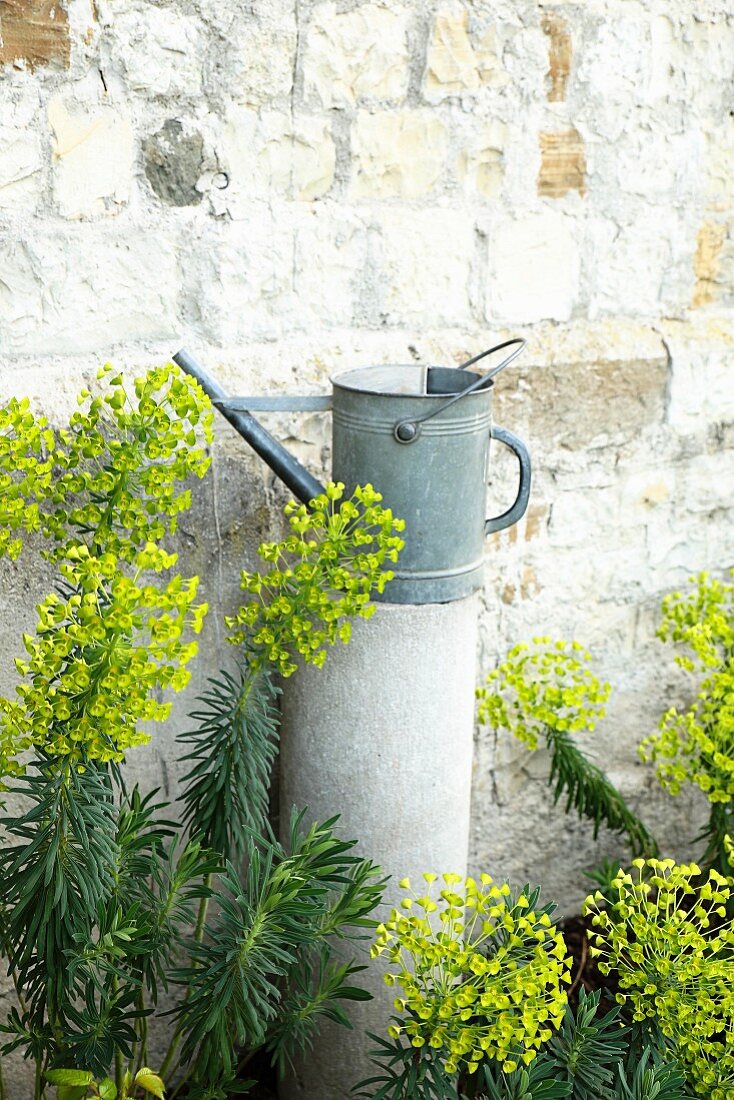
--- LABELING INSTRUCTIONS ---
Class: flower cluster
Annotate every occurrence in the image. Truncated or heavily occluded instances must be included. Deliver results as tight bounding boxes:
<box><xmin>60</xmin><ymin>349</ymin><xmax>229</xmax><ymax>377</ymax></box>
<box><xmin>476</xmin><ymin>638</ymin><xmax>611</xmax><ymax>749</ymax></box>
<box><xmin>0</xmin><ymin>364</ymin><xmax>212</xmax><ymax>566</ymax></box>
<box><xmin>226</xmin><ymin>482</ymin><xmax>405</xmax><ymax>677</ymax></box>
<box><xmin>584</xmin><ymin>857</ymin><xmax>734</xmax><ymax>1100</ymax></box>
<box><xmin>640</xmin><ymin>573</ymin><xmax>734</xmax><ymax>804</ymax></box>
<box><xmin>0</xmin><ymin>364</ymin><xmax>213</xmax><ymax>775</ymax></box>
<box><xmin>50</xmin><ymin>363</ymin><xmax>212</xmax><ymax>563</ymax></box>
<box><xmin>371</xmin><ymin>872</ymin><xmax>571</xmax><ymax>1076</ymax></box>
<box><xmin>2</xmin><ymin>542</ymin><xmax>207</xmax><ymax>763</ymax></box>
<box><xmin>0</xmin><ymin>397</ymin><xmax>56</xmax><ymax>560</ymax></box>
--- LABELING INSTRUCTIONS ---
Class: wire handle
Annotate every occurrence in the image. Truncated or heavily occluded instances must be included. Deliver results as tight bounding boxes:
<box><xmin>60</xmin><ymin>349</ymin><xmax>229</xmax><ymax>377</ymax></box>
<box><xmin>393</xmin><ymin>339</ymin><xmax>525</xmax><ymax>444</ymax></box>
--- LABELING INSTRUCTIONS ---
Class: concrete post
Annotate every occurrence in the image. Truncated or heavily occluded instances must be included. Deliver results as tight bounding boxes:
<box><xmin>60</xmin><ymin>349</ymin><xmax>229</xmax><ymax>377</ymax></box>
<box><xmin>279</xmin><ymin>595</ymin><xmax>479</xmax><ymax>1100</ymax></box>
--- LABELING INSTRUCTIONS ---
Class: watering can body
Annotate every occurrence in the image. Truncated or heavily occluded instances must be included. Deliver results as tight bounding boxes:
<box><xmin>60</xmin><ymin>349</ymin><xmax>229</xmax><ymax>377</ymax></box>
<box><xmin>331</xmin><ymin>365</ymin><xmax>529</xmax><ymax>603</ymax></box>
<box><xmin>174</xmin><ymin>350</ymin><xmax>531</xmax><ymax>605</ymax></box>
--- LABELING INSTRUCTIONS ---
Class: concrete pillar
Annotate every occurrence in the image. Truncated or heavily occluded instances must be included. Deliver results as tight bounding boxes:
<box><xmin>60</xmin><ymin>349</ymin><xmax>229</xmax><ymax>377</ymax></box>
<box><xmin>279</xmin><ymin>595</ymin><xmax>478</xmax><ymax>1100</ymax></box>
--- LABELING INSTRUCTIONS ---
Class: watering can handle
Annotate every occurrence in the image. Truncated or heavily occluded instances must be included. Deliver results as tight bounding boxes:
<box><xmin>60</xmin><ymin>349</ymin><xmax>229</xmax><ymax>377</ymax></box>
<box><xmin>485</xmin><ymin>426</ymin><xmax>532</xmax><ymax>535</ymax></box>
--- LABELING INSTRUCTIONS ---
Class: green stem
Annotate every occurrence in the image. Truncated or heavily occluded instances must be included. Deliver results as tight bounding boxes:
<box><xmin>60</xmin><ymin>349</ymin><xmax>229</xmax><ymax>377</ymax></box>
<box><xmin>159</xmin><ymin>873</ymin><xmax>213</xmax><ymax>1081</ymax></box>
<box><xmin>34</xmin><ymin>1058</ymin><xmax>42</xmax><ymax>1100</ymax></box>
<box><xmin>193</xmin><ymin>879</ymin><xmax>212</xmax><ymax>944</ymax></box>
<box><xmin>133</xmin><ymin>991</ymin><xmax>149</xmax><ymax>1076</ymax></box>
<box><xmin>111</xmin><ymin>976</ymin><xmax>123</xmax><ymax>1092</ymax></box>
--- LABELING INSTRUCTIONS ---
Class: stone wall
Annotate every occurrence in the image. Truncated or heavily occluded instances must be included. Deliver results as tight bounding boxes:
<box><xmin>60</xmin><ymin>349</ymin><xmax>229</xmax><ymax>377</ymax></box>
<box><xmin>1</xmin><ymin>0</ymin><xmax>734</xmax><ymax>924</ymax></box>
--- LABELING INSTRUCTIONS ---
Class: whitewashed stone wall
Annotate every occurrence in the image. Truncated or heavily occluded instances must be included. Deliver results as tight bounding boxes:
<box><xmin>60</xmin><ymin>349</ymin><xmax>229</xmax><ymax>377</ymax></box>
<box><xmin>1</xmin><ymin>0</ymin><xmax>734</xmax><ymax>930</ymax></box>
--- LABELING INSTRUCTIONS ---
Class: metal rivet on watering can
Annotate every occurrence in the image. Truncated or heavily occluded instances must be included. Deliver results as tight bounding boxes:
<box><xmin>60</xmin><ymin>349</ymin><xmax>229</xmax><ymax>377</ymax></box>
<box><xmin>173</xmin><ymin>340</ymin><xmax>531</xmax><ymax>604</ymax></box>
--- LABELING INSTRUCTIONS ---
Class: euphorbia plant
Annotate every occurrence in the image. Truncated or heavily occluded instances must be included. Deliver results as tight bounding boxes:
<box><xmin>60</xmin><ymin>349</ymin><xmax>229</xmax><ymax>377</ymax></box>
<box><xmin>359</xmin><ymin>876</ymin><xmax>692</xmax><ymax>1100</ymax></box>
<box><xmin>462</xmin><ymin>576</ymin><xmax>734</xmax><ymax>1100</ymax></box>
<box><xmin>585</xmin><ymin>857</ymin><xmax>734</xmax><ymax>1100</ymax></box>
<box><xmin>0</xmin><ymin>365</ymin><xmax>404</xmax><ymax>1100</ymax></box>
<box><xmin>476</xmin><ymin>639</ymin><xmax>655</xmax><ymax>858</ymax></box>
<box><xmin>371</xmin><ymin>873</ymin><xmax>572</xmax><ymax>1078</ymax></box>
<box><xmin>640</xmin><ymin>572</ymin><xmax>734</xmax><ymax>872</ymax></box>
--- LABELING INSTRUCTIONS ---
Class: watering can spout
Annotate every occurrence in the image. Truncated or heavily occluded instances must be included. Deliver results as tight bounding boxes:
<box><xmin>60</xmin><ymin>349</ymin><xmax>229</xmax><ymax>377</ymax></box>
<box><xmin>173</xmin><ymin>348</ymin><xmax>326</xmax><ymax>505</ymax></box>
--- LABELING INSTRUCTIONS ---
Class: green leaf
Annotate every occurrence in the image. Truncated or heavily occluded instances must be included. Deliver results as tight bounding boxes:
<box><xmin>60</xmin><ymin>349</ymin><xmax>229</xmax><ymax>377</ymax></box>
<box><xmin>135</xmin><ymin>1069</ymin><xmax>165</xmax><ymax>1099</ymax></box>
<box><xmin>98</xmin><ymin>1078</ymin><xmax>117</xmax><ymax>1100</ymax></box>
<box><xmin>46</xmin><ymin>1070</ymin><xmax>95</xmax><ymax>1086</ymax></box>
<box><xmin>57</xmin><ymin>1088</ymin><xmax>89</xmax><ymax>1100</ymax></box>
<box><xmin>337</xmin><ymin>986</ymin><xmax>373</xmax><ymax>1001</ymax></box>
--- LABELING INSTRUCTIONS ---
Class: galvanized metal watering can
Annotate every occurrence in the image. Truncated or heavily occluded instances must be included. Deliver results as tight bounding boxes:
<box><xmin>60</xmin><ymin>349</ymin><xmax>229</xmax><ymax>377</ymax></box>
<box><xmin>174</xmin><ymin>342</ymin><xmax>531</xmax><ymax>604</ymax></box>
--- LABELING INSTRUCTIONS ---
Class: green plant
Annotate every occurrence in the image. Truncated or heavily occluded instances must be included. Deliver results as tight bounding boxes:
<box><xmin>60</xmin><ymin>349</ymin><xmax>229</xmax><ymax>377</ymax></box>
<box><xmin>476</xmin><ymin>640</ymin><xmax>655</xmax><ymax>857</ymax></box>
<box><xmin>584</xmin><ymin>857</ymin><xmax>734</xmax><ymax>1100</ymax></box>
<box><xmin>370</xmin><ymin>873</ymin><xmax>572</xmax><ymax>1078</ymax></box>
<box><xmin>614</xmin><ymin>1048</ymin><xmax>692</xmax><ymax>1100</ymax></box>
<box><xmin>0</xmin><ymin>364</ymin><xmax>212</xmax><ymax>783</ymax></box>
<box><xmin>45</xmin><ymin>1065</ymin><xmax>164</xmax><ymax>1099</ymax></box>
<box><xmin>640</xmin><ymin>572</ymin><xmax>734</xmax><ymax>871</ymax></box>
<box><xmin>0</xmin><ymin>365</ymin><xmax>402</xmax><ymax>1099</ymax></box>
<box><xmin>226</xmin><ymin>481</ymin><xmax>405</xmax><ymax>677</ymax></box>
<box><xmin>478</xmin><ymin>997</ymin><xmax>691</xmax><ymax>1100</ymax></box>
<box><xmin>479</xmin><ymin>1051</ymin><xmax>572</xmax><ymax>1100</ymax></box>
<box><xmin>544</xmin><ymin>989</ymin><xmax>629</xmax><ymax>1100</ymax></box>
<box><xmin>357</xmin><ymin>981</ymin><xmax>690</xmax><ymax>1100</ymax></box>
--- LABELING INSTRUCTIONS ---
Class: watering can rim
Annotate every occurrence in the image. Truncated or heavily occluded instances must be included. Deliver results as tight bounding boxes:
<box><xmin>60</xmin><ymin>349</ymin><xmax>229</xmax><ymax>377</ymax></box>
<box><xmin>330</xmin><ymin>363</ymin><xmax>494</xmax><ymax>399</ymax></box>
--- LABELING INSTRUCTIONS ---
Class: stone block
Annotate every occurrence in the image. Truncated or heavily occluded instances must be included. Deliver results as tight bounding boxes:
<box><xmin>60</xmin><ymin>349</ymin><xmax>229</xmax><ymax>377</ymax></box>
<box><xmin>678</xmin><ymin>451</ymin><xmax>734</xmax><ymax>516</ymax></box>
<box><xmin>48</xmin><ymin>94</ymin><xmax>134</xmax><ymax>219</ymax></box>
<box><xmin>492</xmin><ymin>346</ymin><xmax>670</xmax><ymax>454</ymax></box>
<box><xmin>586</xmin><ymin>212</ymin><xmax>691</xmax><ymax>320</ymax></box>
<box><xmin>0</xmin><ymin>0</ymin><xmax>69</xmax><ymax>70</ymax></box>
<box><xmin>293</xmin><ymin>206</ymin><xmax>370</xmax><ymax>327</ymax></box>
<box><xmin>540</xmin><ymin>11</ymin><xmax>571</xmax><ymax>101</ymax></box>
<box><xmin>230</xmin><ymin>5</ymin><xmax>297</xmax><ymax>106</ymax></box>
<box><xmin>350</xmin><ymin>110</ymin><xmax>448</xmax><ymax>199</ymax></box>
<box><xmin>537</xmin><ymin>128</ymin><xmax>586</xmax><ymax>199</ymax></box>
<box><xmin>423</xmin><ymin>3</ymin><xmax>504</xmax><ymax>101</ymax></box>
<box><xmin>456</xmin><ymin>118</ymin><xmax>506</xmax><ymax>199</ymax></box>
<box><xmin>277</xmin><ymin>115</ymin><xmax>336</xmax><ymax>202</ymax></box>
<box><xmin>691</xmin><ymin>219</ymin><xmax>734</xmax><ymax>309</ymax></box>
<box><xmin>372</xmin><ymin>208</ymin><xmax>474</xmax><ymax>325</ymax></box>
<box><xmin>704</xmin><ymin>117</ymin><xmax>734</xmax><ymax>212</ymax></box>
<box><xmin>220</xmin><ymin>109</ymin><xmax>335</xmax><ymax>205</ymax></box>
<box><xmin>110</xmin><ymin>8</ymin><xmax>203</xmax><ymax>96</ymax></box>
<box><xmin>0</xmin><ymin>95</ymin><xmax>43</xmax><ymax>212</ymax></box>
<box><xmin>193</xmin><ymin>215</ymin><xmax>297</xmax><ymax>343</ymax></box>
<box><xmin>143</xmin><ymin>119</ymin><xmax>204</xmax><ymax>207</ymax></box>
<box><xmin>662</xmin><ymin>316</ymin><xmax>734</xmax><ymax>435</ymax></box>
<box><xmin>0</xmin><ymin>230</ymin><xmax>180</xmax><ymax>356</ymax></box>
<box><xmin>303</xmin><ymin>2</ymin><xmax>410</xmax><ymax>107</ymax></box>
<box><xmin>487</xmin><ymin>211</ymin><xmax>580</xmax><ymax>324</ymax></box>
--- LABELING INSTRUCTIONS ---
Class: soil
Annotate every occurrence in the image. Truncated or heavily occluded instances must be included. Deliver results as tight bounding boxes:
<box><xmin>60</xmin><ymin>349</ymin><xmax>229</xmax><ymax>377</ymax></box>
<box><xmin>559</xmin><ymin>911</ymin><xmax>618</xmax><ymax>1011</ymax></box>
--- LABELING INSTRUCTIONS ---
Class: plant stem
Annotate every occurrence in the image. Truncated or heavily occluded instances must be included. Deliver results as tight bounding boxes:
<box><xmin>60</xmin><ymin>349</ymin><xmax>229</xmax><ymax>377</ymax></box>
<box><xmin>34</xmin><ymin>1058</ymin><xmax>42</xmax><ymax>1100</ymax></box>
<box><xmin>159</xmin><ymin>872</ymin><xmax>213</xmax><ymax>1081</ymax></box>
<box><xmin>133</xmin><ymin>991</ymin><xmax>149</xmax><ymax>1076</ymax></box>
<box><xmin>193</xmin><ymin>876</ymin><xmax>212</xmax><ymax>944</ymax></box>
<box><xmin>111</xmin><ymin>975</ymin><xmax>123</xmax><ymax>1092</ymax></box>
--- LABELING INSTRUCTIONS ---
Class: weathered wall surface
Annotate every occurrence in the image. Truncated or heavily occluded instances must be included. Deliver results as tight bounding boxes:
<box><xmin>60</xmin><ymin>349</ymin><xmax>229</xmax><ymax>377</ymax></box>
<box><xmin>1</xmin><ymin>0</ymin><xmax>734</xmax><ymax>948</ymax></box>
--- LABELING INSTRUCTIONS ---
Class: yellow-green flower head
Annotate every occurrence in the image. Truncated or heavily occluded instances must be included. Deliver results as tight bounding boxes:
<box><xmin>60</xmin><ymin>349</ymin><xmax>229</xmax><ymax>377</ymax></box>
<box><xmin>375</xmin><ymin>872</ymin><xmax>571</xmax><ymax>1076</ymax></box>
<box><xmin>640</xmin><ymin>572</ymin><xmax>734</xmax><ymax>807</ymax></box>
<box><xmin>226</xmin><ymin>482</ymin><xmax>405</xmax><ymax>677</ymax></box>
<box><xmin>0</xmin><ymin>363</ymin><xmax>212</xmax><ymax>778</ymax></box>
<box><xmin>476</xmin><ymin>637</ymin><xmax>610</xmax><ymax>750</ymax></box>
<box><xmin>584</xmin><ymin>855</ymin><xmax>734</xmax><ymax>1097</ymax></box>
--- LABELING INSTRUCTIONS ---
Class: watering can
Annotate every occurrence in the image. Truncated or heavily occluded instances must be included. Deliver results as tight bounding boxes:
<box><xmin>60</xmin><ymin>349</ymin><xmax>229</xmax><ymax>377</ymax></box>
<box><xmin>174</xmin><ymin>342</ymin><xmax>531</xmax><ymax>604</ymax></box>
